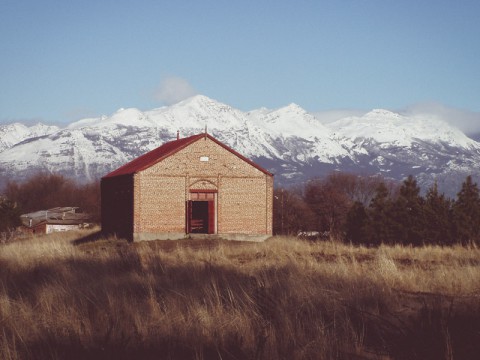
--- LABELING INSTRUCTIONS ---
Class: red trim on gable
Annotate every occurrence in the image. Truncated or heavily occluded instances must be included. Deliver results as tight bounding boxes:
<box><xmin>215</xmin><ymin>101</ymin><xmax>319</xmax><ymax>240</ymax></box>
<box><xmin>102</xmin><ymin>133</ymin><xmax>273</xmax><ymax>179</ymax></box>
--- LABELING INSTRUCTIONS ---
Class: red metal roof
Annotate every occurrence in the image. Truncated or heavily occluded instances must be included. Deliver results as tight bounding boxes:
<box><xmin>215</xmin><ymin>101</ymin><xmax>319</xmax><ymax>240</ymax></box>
<box><xmin>103</xmin><ymin>133</ymin><xmax>273</xmax><ymax>178</ymax></box>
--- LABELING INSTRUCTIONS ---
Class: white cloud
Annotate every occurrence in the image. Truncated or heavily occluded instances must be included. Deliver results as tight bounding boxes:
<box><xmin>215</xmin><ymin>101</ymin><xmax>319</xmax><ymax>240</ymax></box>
<box><xmin>154</xmin><ymin>76</ymin><xmax>198</xmax><ymax>105</ymax></box>
<box><xmin>401</xmin><ymin>102</ymin><xmax>480</xmax><ymax>135</ymax></box>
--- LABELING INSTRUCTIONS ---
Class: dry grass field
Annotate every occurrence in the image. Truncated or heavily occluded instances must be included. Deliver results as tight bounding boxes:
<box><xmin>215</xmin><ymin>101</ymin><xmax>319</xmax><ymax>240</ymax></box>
<box><xmin>1</xmin><ymin>230</ymin><xmax>480</xmax><ymax>359</ymax></box>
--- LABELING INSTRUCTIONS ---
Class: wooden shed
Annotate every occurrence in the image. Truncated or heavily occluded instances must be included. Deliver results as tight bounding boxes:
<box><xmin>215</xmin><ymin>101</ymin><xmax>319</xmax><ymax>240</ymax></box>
<box><xmin>20</xmin><ymin>207</ymin><xmax>91</xmax><ymax>235</ymax></box>
<box><xmin>101</xmin><ymin>133</ymin><xmax>273</xmax><ymax>241</ymax></box>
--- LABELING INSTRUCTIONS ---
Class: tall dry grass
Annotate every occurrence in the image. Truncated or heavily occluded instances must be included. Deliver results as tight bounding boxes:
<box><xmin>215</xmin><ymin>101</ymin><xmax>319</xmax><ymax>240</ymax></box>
<box><xmin>1</xmin><ymin>231</ymin><xmax>479</xmax><ymax>359</ymax></box>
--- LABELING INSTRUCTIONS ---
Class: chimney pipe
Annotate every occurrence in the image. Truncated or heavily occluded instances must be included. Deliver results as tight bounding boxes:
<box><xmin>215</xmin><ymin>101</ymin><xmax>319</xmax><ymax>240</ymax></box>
<box><xmin>177</xmin><ymin>130</ymin><xmax>180</xmax><ymax>140</ymax></box>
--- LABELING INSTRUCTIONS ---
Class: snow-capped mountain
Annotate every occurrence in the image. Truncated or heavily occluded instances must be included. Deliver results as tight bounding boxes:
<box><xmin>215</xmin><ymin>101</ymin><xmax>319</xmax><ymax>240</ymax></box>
<box><xmin>327</xmin><ymin>109</ymin><xmax>480</xmax><ymax>192</ymax></box>
<box><xmin>330</xmin><ymin>109</ymin><xmax>478</xmax><ymax>149</ymax></box>
<box><xmin>0</xmin><ymin>123</ymin><xmax>60</xmax><ymax>153</ymax></box>
<box><xmin>1</xmin><ymin>95</ymin><xmax>479</xmax><ymax>197</ymax></box>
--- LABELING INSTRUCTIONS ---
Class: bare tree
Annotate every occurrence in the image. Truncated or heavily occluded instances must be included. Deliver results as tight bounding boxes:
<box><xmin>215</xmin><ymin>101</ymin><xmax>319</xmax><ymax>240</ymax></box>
<box><xmin>304</xmin><ymin>178</ymin><xmax>351</xmax><ymax>237</ymax></box>
<box><xmin>273</xmin><ymin>187</ymin><xmax>315</xmax><ymax>235</ymax></box>
<box><xmin>4</xmin><ymin>173</ymin><xmax>100</xmax><ymax>222</ymax></box>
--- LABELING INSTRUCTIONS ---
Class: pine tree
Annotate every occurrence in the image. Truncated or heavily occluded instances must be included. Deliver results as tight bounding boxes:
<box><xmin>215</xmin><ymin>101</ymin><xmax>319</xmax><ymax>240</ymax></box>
<box><xmin>345</xmin><ymin>201</ymin><xmax>369</xmax><ymax>244</ymax></box>
<box><xmin>365</xmin><ymin>182</ymin><xmax>393</xmax><ymax>245</ymax></box>
<box><xmin>452</xmin><ymin>175</ymin><xmax>480</xmax><ymax>245</ymax></box>
<box><xmin>389</xmin><ymin>175</ymin><xmax>425</xmax><ymax>245</ymax></box>
<box><xmin>423</xmin><ymin>182</ymin><xmax>453</xmax><ymax>245</ymax></box>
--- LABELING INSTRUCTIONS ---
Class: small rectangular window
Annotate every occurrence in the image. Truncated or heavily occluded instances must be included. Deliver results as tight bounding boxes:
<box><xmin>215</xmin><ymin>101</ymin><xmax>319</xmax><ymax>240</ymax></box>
<box><xmin>200</xmin><ymin>156</ymin><xmax>209</xmax><ymax>162</ymax></box>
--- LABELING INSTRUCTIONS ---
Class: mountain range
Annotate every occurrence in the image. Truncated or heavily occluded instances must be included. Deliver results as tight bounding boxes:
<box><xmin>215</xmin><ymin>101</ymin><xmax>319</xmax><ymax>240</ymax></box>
<box><xmin>1</xmin><ymin>95</ymin><xmax>480</xmax><ymax>197</ymax></box>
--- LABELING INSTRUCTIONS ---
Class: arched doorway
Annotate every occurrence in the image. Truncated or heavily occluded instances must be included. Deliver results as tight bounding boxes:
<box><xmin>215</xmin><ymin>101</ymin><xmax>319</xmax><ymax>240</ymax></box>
<box><xmin>186</xmin><ymin>190</ymin><xmax>217</xmax><ymax>234</ymax></box>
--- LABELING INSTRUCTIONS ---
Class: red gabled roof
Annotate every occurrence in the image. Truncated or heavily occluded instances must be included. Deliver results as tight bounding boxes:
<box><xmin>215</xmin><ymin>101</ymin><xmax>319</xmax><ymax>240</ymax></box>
<box><xmin>103</xmin><ymin>133</ymin><xmax>273</xmax><ymax>178</ymax></box>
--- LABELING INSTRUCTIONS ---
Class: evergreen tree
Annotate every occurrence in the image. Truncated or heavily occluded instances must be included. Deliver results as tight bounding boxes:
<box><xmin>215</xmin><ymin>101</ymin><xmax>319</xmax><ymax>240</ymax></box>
<box><xmin>345</xmin><ymin>201</ymin><xmax>369</xmax><ymax>244</ymax></box>
<box><xmin>423</xmin><ymin>182</ymin><xmax>453</xmax><ymax>245</ymax></box>
<box><xmin>365</xmin><ymin>182</ymin><xmax>393</xmax><ymax>245</ymax></box>
<box><xmin>452</xmin><ymin>175</ymin><xmax>480</xmax><ymax>245</ymax></box>
<box><xmin>389</xmin><ymin>175</ymin><xmax>425</xmax><ymax>245</ymax></box>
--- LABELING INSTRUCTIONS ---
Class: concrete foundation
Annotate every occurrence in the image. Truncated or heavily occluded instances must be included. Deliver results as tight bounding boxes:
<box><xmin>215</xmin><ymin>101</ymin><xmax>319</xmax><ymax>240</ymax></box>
<box><xmin>132</xmin><ymin>232</ymin><xmax>270</xmax><ymax>242</ymax></box>
<box><xmin>133</xmin><ymin>232</ymin><xmax>187</xmax><ymax>241</ymax></box>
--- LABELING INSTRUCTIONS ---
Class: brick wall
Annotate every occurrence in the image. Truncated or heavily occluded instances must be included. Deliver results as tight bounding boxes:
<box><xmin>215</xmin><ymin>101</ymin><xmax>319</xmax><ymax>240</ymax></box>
<box><xmin>218</xmin><ymin>176</ymin><xmax>269</xmax><ymax>234</ymax></box>
<box><xmin>105</xmin><ymin>136</ymin><xmax>273</xmax><ymax>240</ymax></box>
<box><xmin>134</xmin><ymin>175</ymin><xmax>186</xmax><ymax>233</ymax></box>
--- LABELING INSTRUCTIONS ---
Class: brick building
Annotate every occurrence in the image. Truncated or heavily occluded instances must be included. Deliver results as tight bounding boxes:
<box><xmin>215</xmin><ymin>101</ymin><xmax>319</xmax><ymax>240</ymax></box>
<box><xmin>101</xmin><ymin>133</ymin><xmax>273</xmax><ymax>241</ymax></box>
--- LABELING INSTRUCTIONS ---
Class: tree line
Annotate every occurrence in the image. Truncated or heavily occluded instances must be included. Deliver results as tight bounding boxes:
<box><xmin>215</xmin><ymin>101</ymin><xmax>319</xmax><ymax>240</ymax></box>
<box><xmin>0</xmin><ymin>173</ymin><xmax>100</xmax><ymax>233</ymax></box>
<box><xmin>274</xmin><ymin>173</ymin><xmax>480</xmax><ymax>246</ymax></box>
<box><xmin>2</xmin><ymin>171</ymin><xmax>480</xmax><ymax>246</ymax></box>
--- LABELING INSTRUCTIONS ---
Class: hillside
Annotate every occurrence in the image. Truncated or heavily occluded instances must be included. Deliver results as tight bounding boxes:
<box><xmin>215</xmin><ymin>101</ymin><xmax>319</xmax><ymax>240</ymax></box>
<box><xmin>1</xmin><ymin>95</ymin><xmax>480</xmax><ymax>196</ymax></box>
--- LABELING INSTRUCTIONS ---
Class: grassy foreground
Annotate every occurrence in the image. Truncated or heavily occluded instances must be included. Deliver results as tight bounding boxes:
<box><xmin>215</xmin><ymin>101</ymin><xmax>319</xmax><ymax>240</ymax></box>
<box><xmin>1</xmin><ymin>231</ymin><xmax>480</xmax><ymax>359</ymax></box>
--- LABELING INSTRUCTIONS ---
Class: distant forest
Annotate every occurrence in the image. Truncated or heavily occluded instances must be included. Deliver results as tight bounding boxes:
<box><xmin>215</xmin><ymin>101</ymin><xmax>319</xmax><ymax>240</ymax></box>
<box><xmin>1</xmin><ymin>172</ymin><xmax>480</xmax><ymax>246</ymax></box>
<box><xmin>274</xmin><ymin>173</ymin><xmax>480</xmax><ymax>246</ymax></box>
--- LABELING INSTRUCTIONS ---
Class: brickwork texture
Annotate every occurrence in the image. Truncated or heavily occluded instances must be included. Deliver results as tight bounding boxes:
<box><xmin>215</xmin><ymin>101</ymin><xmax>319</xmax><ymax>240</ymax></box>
<box><xmin>102</xmin><ymin>135</ymin><xmax>273</xmax><ymax>241</ymax></box>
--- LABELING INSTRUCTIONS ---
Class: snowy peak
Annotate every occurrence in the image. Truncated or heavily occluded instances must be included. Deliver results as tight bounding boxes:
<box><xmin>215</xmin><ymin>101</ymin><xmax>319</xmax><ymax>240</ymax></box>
<box><xmin>177</xmin><ymin>94</ymin><xmax>231</xmax><ymax>111</ymax></box>
<box><xmin>27</xmin><ymin>123</ymin><xmax>60</xmax><ymax>136</ymax></box>
<box><xmin>248</xmin><ymin>102</ymin><xmax>330</xmax><ymax>139</ymax></box>
<box><xmin>0</xmin><ymin>123</ymin><xmax>30</xmax><ymax>152</ymax></box>
<box><xmin>364</xmin><ymin>108</ymin><xmax>402</xmax><ymax>120</ymax></box>
<box><xmin>328</xmin><ymin>109</ymin><xmax>479</xmax><ymax>150</ymax></box>
<box><xmin>270</xmin><ymin>103</ymin><xmax>317</xmax><ymax>125</ymax></box>
<box><xmin>277</xmin><ymin>103</ymin><xmax>309</xmax><ymax>116</ymax></box>
<box><xmin>68</xmin><ymin>107</ymin><xmax>151</xmax><ymax>130</ymax></box>
<box><xmin>104</xmin><ymin>108</ymin><xmax>151</xmax><ymax>128</ymax></box>
<box><xmin>0</xmin><ymin>122</ymin><xmax>60</xmax><ymax>152</ymax></box>
<box><xmin>171</xmin><ymin>95</ymin><xmax>242</xmax><ymax>122</ymax></box>
<box><xmin>141</xmin><ymin>95</ymin><xmax>248</xmax><ymax>132</ymax></box>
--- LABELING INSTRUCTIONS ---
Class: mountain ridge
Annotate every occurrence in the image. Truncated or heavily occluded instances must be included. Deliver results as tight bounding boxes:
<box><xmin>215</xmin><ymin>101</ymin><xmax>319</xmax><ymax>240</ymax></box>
<box><xmin>1</xmin><ymin>95</ymin><xmax>479</xmax><ymax>197</ymax></box>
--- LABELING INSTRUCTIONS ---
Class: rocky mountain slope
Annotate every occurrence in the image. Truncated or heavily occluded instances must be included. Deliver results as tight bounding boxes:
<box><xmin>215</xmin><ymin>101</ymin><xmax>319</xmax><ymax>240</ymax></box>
<box><xmin>1</xmin><ymin>95</ymin><xmax>479</xmax><ymax>197</ymax></box>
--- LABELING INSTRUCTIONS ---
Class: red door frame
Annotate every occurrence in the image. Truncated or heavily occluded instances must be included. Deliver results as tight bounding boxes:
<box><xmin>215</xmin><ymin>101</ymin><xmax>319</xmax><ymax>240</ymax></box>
<box><xmin>207</xmin><ymin>200</ymin><xmax>215</xmax><ymax>234</ymax></box>
<box><xmin>187</xmin><ymin>190</ymin><xmax>217</xmax><ymax>234</ymax></box>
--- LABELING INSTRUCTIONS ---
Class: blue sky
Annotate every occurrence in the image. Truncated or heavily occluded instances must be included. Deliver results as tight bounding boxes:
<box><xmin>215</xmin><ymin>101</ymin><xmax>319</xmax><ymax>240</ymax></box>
<box><xmin>1</xmin><ymin>0</ymin><xmax>479</xmax><ymax>131</ymax></box>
